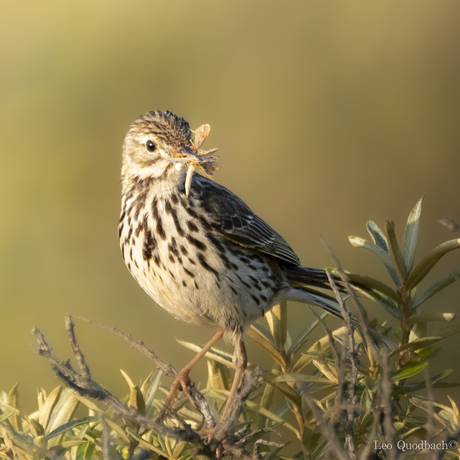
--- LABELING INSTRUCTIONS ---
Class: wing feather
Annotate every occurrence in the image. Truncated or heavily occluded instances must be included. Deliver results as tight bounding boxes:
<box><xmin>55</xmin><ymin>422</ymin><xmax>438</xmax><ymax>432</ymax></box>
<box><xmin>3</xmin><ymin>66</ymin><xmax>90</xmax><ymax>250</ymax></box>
<box><xmin>192</xmin><ymin>176</ymin><xmax>300</xmax><ymax>265</ymax></box>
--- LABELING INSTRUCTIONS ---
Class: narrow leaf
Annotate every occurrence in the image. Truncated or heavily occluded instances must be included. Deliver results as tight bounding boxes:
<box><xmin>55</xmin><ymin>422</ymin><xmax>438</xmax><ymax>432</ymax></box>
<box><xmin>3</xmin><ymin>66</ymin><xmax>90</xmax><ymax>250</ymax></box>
<box><xmin>448</xmin><ymin>396</ymin><xmax>459</xmax><ymax>425</ymax></box>
<box><xmin>265</xmin><ymin>371</ymin><xmax>302</xmax><ymax>406</ymax></box>
<box><xmin>265</xmin><ymin>301</ymin><xmax>287</xmax><ymax>352</ymax></box>
<box><xmin>345</xmin><ymin>273</ymin><xmax>402</xmax><ymax>305</ymax></box>
<box><xmin>407</xmin><ymin>312</ymin><xmax>456</xmax><ymax>326</ymax></box>
<box><xmin>258</xmin><ymin>365</ymin><xmax>279</xmax><ymax>428</ymax></box>
<box><xmin>46</xmin><ymin>390</ymin><xmax>79</xmax><ymax>445</ymax></box>
<box><xmin>348</xmin><ymin>236</ymin><xmax>395</xmax><ymax>269</ymax></box>
<box><xmin>402</xmin><ymin>369</ymin><xmax>454</xmax><ymax>393</ymax></box>
<box><xmin>402</xmin><ymin>197</ymin><xmax>424</xmax><ymax>273</ymax></box>
<box><xmin>407</xmin><ymin>238</ymin><xmax>460</xmax><ymax>290</ymax></box>
<box><xmin>354</xmin><ymin>286</ymin><xmax>402</xmax><ymax>319</ymax></box>
<box><xmin>287</xmin><ymin>310</ymin><xmax>327</xmax><ymax>356</ymax></box>
<box><xmin>46</xmin><ymin>416</ymin><xmax>99</xmax><ymax>440</ymax></box>
<box><xmin>125</xmin><ymin>428</ymin><xmax>167</xmax><ymax>457</ymax></box>
<box><xmin>367</xmin><ymin>220</ymin><xmax>400</xmax><ymax>285</ymax></box>
<box><xmin>392</xmin><ymin>362</ymin><xmax>429</xmax><ymax>381</ymax></box>
<box><xmin>386</xmin><ymin>219</ymin><xmax>407</xmax><ymax>283</ymax></box>
<box><xmin>277</xmin><ymin>374</ymin><xmax>334</xmax><ymax>385</ymax></box>
<box><xmin>7</xmin><ymin>382</ymin><xmax>20</xmax><ymax>431</ymax></box>
<box><xmin>142</xmin><ymin>370</ymin><xmax>163</xmax><ymax>412</ymax></box>
<box><xmin>247</xmin><ymin>323</ymin><xmax>286</xmax><ymax>367</ymax></box>
<box><xmin>39</xmin><ymin>386</ymin><xmax>62</xmax><ymax>429</ymax></box>
<box><xmin>104</xmin><ymin>419</ymin><xmax>130</xmax><ymax>444</ymax></box>
<box><xmin>0</xmin><ymin>411</ymin><xmax>13</xmax><ymax>424</ymax></box>
<box><xmin>366</xmin><ymin>220</ymin><xmax>389</xmax><ymax>250</ymax></box>
<box><xmin>120</xmin><ymin>369</ymin><xmax>135</xmax><ymax>389</ymax></box>
<box><xmin>312</xmin><ymin>360</ymin><xmax>338</xmax><ymax>383</ymax></box>
<box><xmin>292</xmin><ymin>326</ymin><xmax>349</xmax><ymax>372</ymax></box>
<box><xmin>207</xmin><ymin>360</ymin><xmax>231</xmax><ymax>390</ymax></box>
<box><xmin>390</xmin><ymin>326</ymin><xmax>460</xmax><ymax>356</ymax></box>
<box><xmin>412</xmin><ymin>268</ymin><xmax>460</xmax><ymax>309</ymax></box>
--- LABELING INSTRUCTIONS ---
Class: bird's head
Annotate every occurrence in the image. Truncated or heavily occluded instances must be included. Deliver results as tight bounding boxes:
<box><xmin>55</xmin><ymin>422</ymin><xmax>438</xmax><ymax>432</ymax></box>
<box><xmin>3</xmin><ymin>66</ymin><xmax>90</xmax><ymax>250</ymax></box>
<box><xmin>121</xmin><ymin>110</ymin><xmax>218</xmax><ymax>197</ymax></box>
<box><xmin>122</xmin><ymin>110</ymin><xmax>198</xmax><ymax>179</ymax></box>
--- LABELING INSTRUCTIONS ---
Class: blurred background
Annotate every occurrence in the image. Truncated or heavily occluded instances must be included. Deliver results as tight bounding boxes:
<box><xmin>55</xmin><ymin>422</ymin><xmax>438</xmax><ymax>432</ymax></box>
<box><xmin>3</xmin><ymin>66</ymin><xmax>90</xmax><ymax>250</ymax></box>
<box><xmin>1</xmin><ymin>0</ymin><xmax>460</xmax><ymax>415</ymax></box>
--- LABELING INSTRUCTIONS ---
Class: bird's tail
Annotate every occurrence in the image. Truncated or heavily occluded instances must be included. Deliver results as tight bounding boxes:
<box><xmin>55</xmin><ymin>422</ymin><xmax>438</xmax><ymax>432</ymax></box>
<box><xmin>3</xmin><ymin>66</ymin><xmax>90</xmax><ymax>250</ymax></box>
<box><xmin>281</xmin><ymin>265</ymin><xmax>396</xmax><ymax>350</ymax></box>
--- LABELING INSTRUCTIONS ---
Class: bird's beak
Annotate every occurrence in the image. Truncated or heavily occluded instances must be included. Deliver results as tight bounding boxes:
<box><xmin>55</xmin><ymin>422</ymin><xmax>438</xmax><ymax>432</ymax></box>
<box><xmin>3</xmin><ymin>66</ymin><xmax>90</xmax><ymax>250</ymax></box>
<box><xmin>169</xmin><ymin>146</ymin><xmax>199</xmax><ymax>163</ymax></box>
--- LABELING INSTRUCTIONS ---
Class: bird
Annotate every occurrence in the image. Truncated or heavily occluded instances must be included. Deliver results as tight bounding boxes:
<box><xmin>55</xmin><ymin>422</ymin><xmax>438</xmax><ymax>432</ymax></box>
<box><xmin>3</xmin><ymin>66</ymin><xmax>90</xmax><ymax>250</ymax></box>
<box><xmin>118</xmin><ymin>110</ymin><xmax>386</xmax><ymax>429</ymax></box>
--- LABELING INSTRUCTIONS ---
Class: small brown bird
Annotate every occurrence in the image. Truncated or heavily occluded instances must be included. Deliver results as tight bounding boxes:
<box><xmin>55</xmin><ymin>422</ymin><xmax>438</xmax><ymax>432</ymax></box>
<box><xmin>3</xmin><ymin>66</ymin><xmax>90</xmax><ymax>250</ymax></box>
<box><xmin>118</xmin><ymin>110</ymin><xmax>382</xmax><ymax>426</ymax></box>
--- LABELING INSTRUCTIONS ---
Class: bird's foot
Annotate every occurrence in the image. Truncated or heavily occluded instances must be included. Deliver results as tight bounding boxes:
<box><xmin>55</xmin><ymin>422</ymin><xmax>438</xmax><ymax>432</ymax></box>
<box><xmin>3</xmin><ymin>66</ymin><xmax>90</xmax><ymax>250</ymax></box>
<box><xmin>159</xmin><ymin>370</ymin><xmax>191</xmax><ymax>423</ymax></box>
<box><xmin>201</xmin><ymin>424</ymin><xmax>222</xmax><ymax>443</ymax></box>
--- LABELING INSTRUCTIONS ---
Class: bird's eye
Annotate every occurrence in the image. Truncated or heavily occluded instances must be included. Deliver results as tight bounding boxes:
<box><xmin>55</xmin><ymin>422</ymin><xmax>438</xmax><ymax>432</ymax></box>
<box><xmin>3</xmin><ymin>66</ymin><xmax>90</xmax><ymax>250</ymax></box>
<box><xmin>146</xmin><ymin>140</ymin><xmax>156</xmax><ymax>152</ymax></box>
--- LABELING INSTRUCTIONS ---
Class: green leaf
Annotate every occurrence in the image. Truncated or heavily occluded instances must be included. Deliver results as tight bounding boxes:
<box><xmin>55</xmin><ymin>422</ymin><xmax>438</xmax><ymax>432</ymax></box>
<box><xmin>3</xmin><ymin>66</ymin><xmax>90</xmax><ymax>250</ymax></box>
<box><xmin>248</xmin><ymin>323</ymin><xmax>286</xmax><ymax>367</ymax></box>
<box><xmin>345</xmin><ymin>273</ymin><xmax>402</xmax><ymax>305</ymax></box>
<box><xmin>312</xmin><ymin>360</ymin><xmax>338</xmax><ymax>383</ymax></box>
<box><xmin>407</xmin><ymin>238</ymin><xmax>460</xmax><ymax>290</ymax></box>
<box><xmin>416</xmin><ymin>345</ymin><xmax>443</xmax><ymax>363</ymax></box>
<box><xmin>0</xmin><ymin>411</ymin><xmax>13</xmax><ymax>423</ymax></box>
<box><xmin>7</xmin><ymin>382</ymin><xmax>20</xmax><ymax>431</ymax></box>
<box><xmin>39</xmin><ymin>386</ymin><xmax>62</xmax><ymax>429</ymax></box>
<box><xmin>142</xmin><ymin>370</ymin><xmax>163</xmax><ymax>412</ymax></box>
<box><xmin>125</xmin><ymin>428</ymin><xmax>168</xmax><ymax>457</ymax></box>
<box><xmin>348</xmin><ymin>236</ymin><xmax>395</xmax><ymax>269</ymax></box>
<box><xmin>392</xmin><ymin>362</ymin><xmax>429</xmax><ymax>381</ymax></box>
<box><xmin>386</xmin><ymin>219</ymin><xmax>407</xmax><ymax>283</ymax></box>
<box><xmin>265</xmin><ymin>371</ymin><xmax>302</xmax><ymax>406</ymax></box>
<box><xmin>287</xmin><ymin>310</ymin><xmax>327</xmax><ymax>356</ymax></box>
<box><xmin>359</xmin><ymin>388</ymin><xmax>372</xmax><ymax>419</ymax></box>
<box><xmin>302</xmin><ymin>351</ymin><xmax>335</xmax><ymax>361</ymax></box>
<box><xmin>258</xmin><ymin>365</ymin><xmax>279</xmax><ymax>428</ymax></box>
<box><xmin>120</xmin><ymin>370</ymin><xmax>145</xmax><ymax>415</ymax></box>
<box><xmin>277</xmin><ymin>374</ymin><xmax>334</xmax><ymax>385</ymax></box>
<box><xmin>355</xmin><ymin>286</ymin><xmax>402</xmax><ymax>319</ymax></box>
<box><xmin>266</xmin><ymin>301</ymin><xmax>288</xmax><ymax>352</ymax></box>
<box><xmin>402</xmin><ymin>197</ymin><xmax>424</xmax><ymax>273</ymax></box>
<box><xmin>412</xmin><ymin>268</ymin><xmax>460</xmax><ymax>309</ymax></box>
<box><xmin>366</xmin><ymin>220</ymin><xmax>400</xmax><ymax>285</ymax></box>
<box><xmin>207</xmin><ymin>360</ymin><xmax>231</xmax><ymax>390</ymax></box>
<box><xmin>407</xmin><ymin>312</ymin><xmax>456</xmax><ymax>326</ymax></box>
<box><xmin>390</xmin><ymin>325</ymin><xmax>460</xmax><ymax>356</ymax></box>
<box><xmin>402</xmin><ymin>370</ymin><xmax>454</xmax><ymax>393</ymax></box>
<box><xmin>74</xmin><ymin>395</ymin><xmax>102</xmax><ymax>413</ymax></box>
<box><xmin>46</xmin><ymin>390</ymin><xmax>79</xmax><ymax>446</ymax></box>
<box><xmin>366</xmin><ymin>220</ymin><xmax>389</xmax><ymax>250</ymax></box>
<box><xmin>46</xmin><ymin>416</ymin><xmax>99</xmax><ymax>440</ymax></box>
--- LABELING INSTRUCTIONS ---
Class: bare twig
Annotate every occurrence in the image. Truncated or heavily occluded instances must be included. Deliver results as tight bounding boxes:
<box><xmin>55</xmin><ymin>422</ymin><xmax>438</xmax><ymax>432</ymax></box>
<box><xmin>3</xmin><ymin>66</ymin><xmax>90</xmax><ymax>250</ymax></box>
<box><xmin>31</xmin><ymin>322</ymin><xmax>201</xmax><ymax>444</ymax></box>
<box><xmin>33</xmin><ymin>316</ymin><xmax>268</xmax><ymax>460</ymax></box>
<box><xmin>380</xmin><ymin>353</ymin><xmax>398</xmax><ymax>460</ymax></box>
<box><xmin>73</xmin><ymin>315</ymin><xmax>216</xmax><ymax>429</ymax></box>
<box><xmin>327</xmin><ymin>271</ymin><xmax>359</xmax><ymax>460</ymax></box>
<box><xmin>321</xmin><ymin>237</ymin><xmax>382</xmax><ymax>366</ymax></box>
<box><xmin>212</xmin><ymin>367</ymin><xmax>266</xmax><ymax>441</ymax></box>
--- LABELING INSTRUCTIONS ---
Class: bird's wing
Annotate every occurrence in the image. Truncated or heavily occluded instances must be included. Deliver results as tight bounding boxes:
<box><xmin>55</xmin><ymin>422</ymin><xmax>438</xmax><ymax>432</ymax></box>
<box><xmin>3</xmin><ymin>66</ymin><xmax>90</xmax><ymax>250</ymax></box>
<box><xmin>191</xmin><ymin>176</ymin><xmax>300</xmax><ymax>265</ymax></box>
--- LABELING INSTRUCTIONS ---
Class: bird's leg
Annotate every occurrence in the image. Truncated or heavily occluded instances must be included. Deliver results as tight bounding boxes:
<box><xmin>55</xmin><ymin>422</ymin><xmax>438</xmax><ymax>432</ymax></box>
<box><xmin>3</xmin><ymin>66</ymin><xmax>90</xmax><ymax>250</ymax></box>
<box><xmin>204</xmin><ymin>335</ymin><xmax>247</xmax><ymax>440</ymax></box>
<box><xmin>161</xmin><ymin>328</ymin><xmax>224</xmax><ymax>422</ymax></box>
<box><xmin>221</xmin><ymin>336</ymin><xmax>247</xmax><ymax>420</ymax></box>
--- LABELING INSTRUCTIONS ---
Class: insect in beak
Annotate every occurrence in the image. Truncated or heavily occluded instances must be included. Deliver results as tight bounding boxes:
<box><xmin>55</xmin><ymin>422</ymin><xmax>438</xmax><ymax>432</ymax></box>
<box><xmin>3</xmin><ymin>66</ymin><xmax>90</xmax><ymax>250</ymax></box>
<box><xmin>170</xmin><ymin>125</ymin><xmax>219</xmax><ymax>198</ymax></box>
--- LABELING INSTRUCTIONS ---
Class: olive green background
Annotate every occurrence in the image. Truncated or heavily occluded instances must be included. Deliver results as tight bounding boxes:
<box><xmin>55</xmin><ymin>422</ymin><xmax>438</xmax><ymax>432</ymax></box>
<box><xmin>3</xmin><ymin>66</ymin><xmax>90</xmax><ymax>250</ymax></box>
<box><xmin>1</xmin><ymin>1</ymin><xmax>460</xmax><ymax>411</ymax></box>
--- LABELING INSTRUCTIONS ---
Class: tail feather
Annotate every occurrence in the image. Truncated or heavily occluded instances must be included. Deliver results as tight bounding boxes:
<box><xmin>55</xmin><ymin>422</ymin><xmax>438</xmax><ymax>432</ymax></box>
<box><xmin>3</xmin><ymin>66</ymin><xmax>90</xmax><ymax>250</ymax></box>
<box><xmin>282</xmin><ymin>265</ymin><xmax>346</xmax><ymax>292</ymax></box>
<box><xmin>283</xmin><ymin>281</ymin><xmax>396</xmax><ymax>350</ymax></box>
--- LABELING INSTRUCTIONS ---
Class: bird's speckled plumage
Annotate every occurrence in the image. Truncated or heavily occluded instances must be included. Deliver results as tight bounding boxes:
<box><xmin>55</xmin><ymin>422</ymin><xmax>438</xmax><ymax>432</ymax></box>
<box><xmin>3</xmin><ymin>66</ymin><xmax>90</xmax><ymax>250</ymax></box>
<box><xmin>119</xmin><ymin>110</ymin><xmax>346</xmax><ymax>345</ymax></box>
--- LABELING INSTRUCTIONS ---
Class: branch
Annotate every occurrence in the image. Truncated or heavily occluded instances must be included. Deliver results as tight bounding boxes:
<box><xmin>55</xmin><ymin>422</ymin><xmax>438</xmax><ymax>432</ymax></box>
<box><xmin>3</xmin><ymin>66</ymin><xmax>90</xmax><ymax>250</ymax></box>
<box><xmin>31</xmin><ymin>318</ymin><xmax>202</xmax><ymax>444</ymax></box>
<box><xmin>32</xmin><ymin>315</ymin><xmax>269</xmax><ymax>460</ymax></box>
